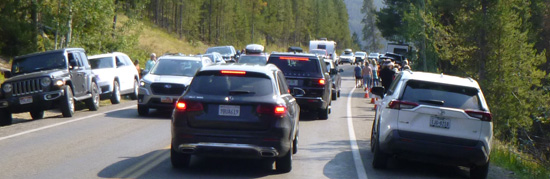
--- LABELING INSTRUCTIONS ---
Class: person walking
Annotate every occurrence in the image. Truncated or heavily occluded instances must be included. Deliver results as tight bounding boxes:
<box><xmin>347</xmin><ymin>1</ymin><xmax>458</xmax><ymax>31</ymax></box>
<box><xmin>379</xmin><ymin>61</ymin><xmax>396</xmax><ymax>93</ymax></box>
<box><xmin>361</xmin><ymin>61</ymin><xmax>373</xmax><ymax>90</ymax></box>
<box><xmin>144</xmin><ymin>53</ymin><xmax>157</xmax><ymax>73</ymax></box>
<box><xmin>371</xmin><ymin>59</ymin><xmax>378</xmax><ymax>87</ymax></box>
<box><xmin>354</xmin><ymin>63</ymin><xmax>362</xmax><ymax>88</ymax></box>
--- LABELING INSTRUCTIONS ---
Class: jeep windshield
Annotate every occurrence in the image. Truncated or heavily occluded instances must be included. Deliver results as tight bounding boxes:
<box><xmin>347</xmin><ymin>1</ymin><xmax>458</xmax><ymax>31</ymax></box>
<box><xmin>150</xmin><ymin>59</ymin><xmax>202</xmax><ymax>77</ymax></box>
<box><xmin>89</xmin><ymin>57</ymin><xmax>114</xmax><ymax>69</ymax></box>
<box><xmin>268</xmin><ymin>56</ymin><xmax>322</xmax><ymax>78</ymax></box>
<box><xmin>11</xmin><ymin>52</ymin><xmax>67</xmax><ymax>76</ymax></box>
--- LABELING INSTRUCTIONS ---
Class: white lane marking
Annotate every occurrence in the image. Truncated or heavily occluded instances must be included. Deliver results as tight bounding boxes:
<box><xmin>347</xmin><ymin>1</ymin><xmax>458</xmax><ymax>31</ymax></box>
<box><xmin>0</xmin><ymin>105</ymin><xmax>135</xmax><ymax>142</ymax></box>
<box><xmin>347</xmin><ymin>86</ymin><xmax>368</xmax><ymax>179</ymax></box>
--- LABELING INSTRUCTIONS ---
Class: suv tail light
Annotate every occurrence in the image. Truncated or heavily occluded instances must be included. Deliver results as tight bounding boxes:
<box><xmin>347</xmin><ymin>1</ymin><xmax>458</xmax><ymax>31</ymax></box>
<box><xmin>318</xmin><ymin>79</ymin><xmax>326</xmax><ymax>85</ymax></box>
<box><xmin>465</xmin><ymin>110</ymin><xmax>492</xmax><ymax>122</ymax></box>
<box><xmin>176</xmin><ymin>100</ymin><xmax>204</xmax><ymax>112</ymax></box>
<box><xmin>256</xmin><ymin>104</ymin><xmax>287</xmax><ymax>117</ymax></box>
<box><xmin>388</xmin><ymin>100</ymin><xmax>419</xmax><ymax>110</ymax></box>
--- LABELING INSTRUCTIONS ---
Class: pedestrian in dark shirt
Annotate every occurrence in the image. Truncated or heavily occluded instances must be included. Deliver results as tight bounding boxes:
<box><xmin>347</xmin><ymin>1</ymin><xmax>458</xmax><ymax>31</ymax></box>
<box><xmin>354</xmin><ymin>63</ymin><xmax>362</xmax><ymax>88</ymax></box>
<box><xmin>379</xmin><ymin>62</ymin><xmax>396</xmax><ymax>93</ymax></box>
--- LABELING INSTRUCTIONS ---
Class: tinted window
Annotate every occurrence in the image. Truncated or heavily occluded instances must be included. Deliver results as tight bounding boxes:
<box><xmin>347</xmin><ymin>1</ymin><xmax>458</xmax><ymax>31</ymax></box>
<box><xmin>238</xmin><ymin>55</ymin><xmax>267</xmax><ymax>64</ymax></box>
<box><xmin>190</xmin><ymin>72</ymin><xmax>273</xmax><ymax>96</ymax></box>
<box><xmin>268</xmin><ymin>56</ymin><xmax>322</xmax><ymax>77</ymax></box>
<box><xmin>12</xmin><ymin>52</ymin><xmax>67</xmax><ymax>75</ymax></box>
<box><xmin>401</xmin><ymin>80</ymin><xmax>481</xmax><ymax>110</ymax></box>
<box><xmin>89</xmin><ymin>57</ymin><xmax>114</xmax><ymax>69</ymax></box>
<box><xmin>151</xmin><ymin>59</ymin><xmax>202</xmax><ymax>76</ymax></box>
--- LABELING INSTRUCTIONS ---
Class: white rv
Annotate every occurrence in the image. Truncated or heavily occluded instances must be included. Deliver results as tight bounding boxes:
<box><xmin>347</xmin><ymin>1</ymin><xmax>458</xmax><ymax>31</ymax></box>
<box><xmin>310</xmin><ymin>39</ymin><xmax>337</xmax><ymax>61</ymax></box>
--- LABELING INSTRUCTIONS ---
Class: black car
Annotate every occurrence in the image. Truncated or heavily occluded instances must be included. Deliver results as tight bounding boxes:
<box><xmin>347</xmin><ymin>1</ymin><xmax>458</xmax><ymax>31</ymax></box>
<box><xmin>0</xmin><ymin>48</ymin><xmax>100</xmax><ymax>125</ymax></box>
<box><xmin>324</xmin><ymin>59</ymin><xmax>343</xmax><ymax>100</ymax></box>
<box><xmin>267</xmin><ymin>53</ymin><xmax>332</xmax><ymax>119</ymax></box>
<box><xmin>383</xmin><ymin>52</ymin><xmax>405</xmax><ymax>65</ymax></box>
<box><xmin>171</xmin><ymin>64</ymin><xmax>300</xmax><ymax>172</ymax></box>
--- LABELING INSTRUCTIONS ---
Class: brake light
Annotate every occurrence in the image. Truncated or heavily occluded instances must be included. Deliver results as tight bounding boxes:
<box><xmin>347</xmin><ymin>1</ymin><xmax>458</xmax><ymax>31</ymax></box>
<box><xmin>388</xmin><ymin>100</ymin><xmax>419</xmax><ymax>110</ymax></box>
<box><xmin>318</xmin><ymin>79</ymin><xmax>325</xmax><ymax>85</ymax></box>
<box><xmin>279</xmin><ymin>56</ymin><xmax>309</xmax><ymax>61</ymax></box>
<box><xmin>175</xmin><ymin>100</ymin><xmax>203</xmax><ymax>111</ymax></box>
<box><xmin>221</xmin><ymin>70</ymin><xmax>246</xmax><ymax>75</ymax></box>
<box><xmin>256</xmin><ymin>104</ymin><xmax>286</xmax><ymax>117</ymax></box>
<box><xmin>465</xmin><ymin>110</ymin><xmax>492</xmax><ymax>122</ymax></box>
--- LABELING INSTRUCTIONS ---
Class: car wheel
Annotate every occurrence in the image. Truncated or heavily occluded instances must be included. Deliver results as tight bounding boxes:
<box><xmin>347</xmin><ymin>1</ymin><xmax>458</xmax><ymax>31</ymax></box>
<box><xmin>276</xmin><ymin>148</ymin><xmax>292</xmax><ymax>173</ymax></box>
<box><xmin>61</xmin><ymin>85</ymin><xmax>75</xmax><ymax>117</ymax></box>
<box><xmin>170</xmin><ymin>145</ymin><xmax>191</xmax><ymax>168</ymax></box>
<box><xmin>331</xmin><ymin>91</ymin><xmax>337</xmax><ymax>100</ymax></box>
<box><xmin>318</xmin><ymin>107</ymin><xmax>329</xmax><ymax>120</ymax></box>
<box><xmin>372</xmin><ymin>124</ymin><xmax>388</xmax><ymax>169</ymax></box>
<box><xmin>110</xmin><ymin>81</ymin><xmax>121</xmax><ymax>104</ymax></box>
<box><xmin>470</xmin><ymin>160</ymin><xmax>490</xmax><ymax>179</ymax></box>
<box><xmin>86</xmin><ymin>82</ymin><xmax>100</xmax><ymax>111</ymax></box>
<box><xmin>138</xmin><ymin>105</ymin><xmax>149</xmax><ymax>116</ymax></box>
<box><xmin>0</xmin><ymin>109</ymin><xmax>12</xmax><ymax>126</ymax></box>
<box><xmin>30</xmin><ymin>110</ymin><xmax>44</xmax><ymax>120</ymax></box>
<box><xmin>130</xmin><ymin>79</ymin><xmax>138</xmax><ymax>100</ymax></box>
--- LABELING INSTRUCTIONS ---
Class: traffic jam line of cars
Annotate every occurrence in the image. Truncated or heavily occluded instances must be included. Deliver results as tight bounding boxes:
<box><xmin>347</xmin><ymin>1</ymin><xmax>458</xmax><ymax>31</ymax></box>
<box><xmin>0</xmin><ymin>43</ymin><xmax>494</xmax><ymax>178</ymax></box>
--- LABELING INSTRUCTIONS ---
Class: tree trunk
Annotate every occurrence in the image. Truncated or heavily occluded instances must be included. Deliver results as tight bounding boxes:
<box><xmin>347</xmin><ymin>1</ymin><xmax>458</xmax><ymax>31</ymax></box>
<box><xmin>66</xmin><ymin>0</ymin><xmax>73</xmax><ymax>47</ymax></box>
<box><xmin>31</xmin><ymin>0</ymin><xmax>39</xmax><ymax>51</ymax></box>
<box><xmin>478</xmin><ymin>0</ymin><xmax>489</xmax><ymax>82</ymax></box>
<box><xmin>113</xmin><ymin>0</ymin><xmax>118</xmax><ymax>38</ymax></box>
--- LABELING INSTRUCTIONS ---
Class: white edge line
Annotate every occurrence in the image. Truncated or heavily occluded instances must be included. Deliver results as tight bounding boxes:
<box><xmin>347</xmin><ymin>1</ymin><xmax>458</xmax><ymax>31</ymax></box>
<box><xmin>0</xmin><ymin>105</ymin><xmax>135</xmax><ymax>142</ymax></box>
<box><xmin>347</xmin><ymin>86</ymin><xmax>368</xmax><ymax>179</ymax></box>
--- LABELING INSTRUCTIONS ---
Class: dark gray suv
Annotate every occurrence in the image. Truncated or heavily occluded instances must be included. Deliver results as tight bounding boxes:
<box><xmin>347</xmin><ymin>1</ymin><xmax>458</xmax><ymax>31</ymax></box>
<box><xmin>171</xmin><ymin>64</ymin><xmax>300</xmax><ymax>173</ymax></box>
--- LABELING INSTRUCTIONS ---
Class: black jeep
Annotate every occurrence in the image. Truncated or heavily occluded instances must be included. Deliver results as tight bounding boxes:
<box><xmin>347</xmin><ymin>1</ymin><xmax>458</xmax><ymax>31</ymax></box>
<box><xmin>0</xmin><ymin>48</ymin><xmax>100</xmax><ymax>126</ymax></box>
<box><xmin>268</xmin><ymin>53</ymin><xmax>332</xmax><ymax>119</ymax></box>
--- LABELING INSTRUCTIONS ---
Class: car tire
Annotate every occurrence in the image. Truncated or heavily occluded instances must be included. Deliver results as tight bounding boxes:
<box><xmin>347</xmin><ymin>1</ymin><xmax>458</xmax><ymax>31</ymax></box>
<box><xmin>470</xmin><ymin>160</ymin><xmax>490</xmax><ymax>179</ymax></box>
<box><xmin>318</xmin><ymin>106</ymin><xmax>329</xmax><ymax>120</ymax></box>
<box><xmin>170</xmin><ymin>146</ymin><xmax>191</xmax><ymax>168</ymax></box>
<box><xmin>30</xmin><ymin>110</ymin><xmax>44</xmax><ymax>120</ymax></box>
<box><xmin>110</xmin><ymin>81</ymin><xmax>121</xmax><ymax>104</ymax></box>
<box><xmin>372</xmin><ymin>124</ymin><xmax>388</xmax><ymax>169</ymax></box>
<box><xmin>61</xmin><ymin>85</ymin><xmax>75</xmax><ymax>118</ymax></box>
<box><xmin>0</xmin><ymin>109</ymin><xmax>12</xmax><ymax>126</ymax></box>
<box><xmin>331</xmin><ymin>91</ymin><xmax>337</xmax><ymax>100</ymax></box>
<box><xmin>138</xmin><ymin>105</ymin><xmax>149</xmax><ymax>116</ymax></box>
<box><xmin>130</xmin><ymin>79</ymin><xmax>138</xmax><ymax>100</ymax></box>
<box><xmin>86</xmin><ymin>82</ymin><xmax>100</xmax><ymax>111</ymax></box>
<box><xmin>276</xmin><ymin>149</ymin><xmax>292</xmax><ymax>173</ymax></box>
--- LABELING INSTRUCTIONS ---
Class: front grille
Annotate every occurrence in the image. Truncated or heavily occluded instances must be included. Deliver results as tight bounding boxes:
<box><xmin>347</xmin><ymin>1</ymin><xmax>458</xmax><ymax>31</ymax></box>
<box><xmin>12</xmin><ymin>79</ymin><xmax>44</xmax><ymax>96</ymax></box>
<box><xmin>150</xmin><ymin>83</ymin><xmax>186</xmax><ymax>95</ymax></box>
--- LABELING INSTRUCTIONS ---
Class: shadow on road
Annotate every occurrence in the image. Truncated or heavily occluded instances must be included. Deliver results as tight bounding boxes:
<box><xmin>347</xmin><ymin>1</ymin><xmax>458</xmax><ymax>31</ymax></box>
<box><xmin>104</xmin><ymin>108</ymin><xmax>172</xmax><ymax>120</ymax></box>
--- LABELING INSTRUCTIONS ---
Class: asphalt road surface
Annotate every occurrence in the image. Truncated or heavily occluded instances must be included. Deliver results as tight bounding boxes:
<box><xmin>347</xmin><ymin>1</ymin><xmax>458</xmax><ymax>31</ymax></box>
<box><xmin>0</xmin><ymin>64</ymin><xmax>505</xmax><ymax>179</ymax></box>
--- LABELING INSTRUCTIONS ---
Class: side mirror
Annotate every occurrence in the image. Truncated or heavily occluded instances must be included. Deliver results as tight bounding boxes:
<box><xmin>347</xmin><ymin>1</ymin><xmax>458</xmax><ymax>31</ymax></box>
<box><xmin>371</xmin><ymin>87</ymin><xmax>385</xmax><ymax>98</ymax></box>
<box><xmin>292</xmin><ymin>88</ymin><xmax>306</xmax><ymax>97</ymax></box>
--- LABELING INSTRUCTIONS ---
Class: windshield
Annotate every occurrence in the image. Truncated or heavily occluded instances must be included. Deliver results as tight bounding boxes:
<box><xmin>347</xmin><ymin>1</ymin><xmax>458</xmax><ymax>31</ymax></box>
<box><xmin>12</xmin><ymin>52</ymin><xmax>67</xmax><ymax>75</ymax></box>
<box><xmin>401</xmin><ymin>80</ymin><xmax>481</xmax><ymax>110</ymax></box>
<box><xmin>206</xmin><ymin>47</ymin><xmax>232</xmax><ymax>55</ymax></box>
<box><xmin>268</xmin><ymin>56</ymin><xmax>322</xmax><ymax>77</ymax></box>
<box><xmin>342</xmin><ymin>52</ymin><xmax>353</xmax><ymax>56</ymax></box>
<box><xmin>89</xmin><ymin>57</ymin><xmax>114</xmax><ymax>69</ymax></box>
<box><xmin>238</xmin><ymin>55</ymin><xmax>267</xmax><ymax>64</ymax></box>
<box><xmin>355</xmin><ymin>52</ymin><xmax>366</xmax><ymax>56</ymax></box>
<box><xmin>191</xmin><ymin>73</ymin><xmax>273</xmax><ymax>96</ymax></box>
<box><xmin>150</xmin><ymin>58</ymin><xmax>202</xmax><ymax>76</ymax></box>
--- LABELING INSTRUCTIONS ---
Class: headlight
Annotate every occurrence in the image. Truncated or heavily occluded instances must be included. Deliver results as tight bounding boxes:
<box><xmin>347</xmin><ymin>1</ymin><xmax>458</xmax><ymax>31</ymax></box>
<box><xmin>40</xmin><ymin>77</ymin><xmax>52</xmax><ymax>87</ymax></box>
<box><xmin>54</xmin><ymin>80</ymin><xmax>64</xmax><ymax>86</ymax></box>
<box><xmin>140</xmin><ymin>81</ymin><xmax>147</xmax><ymax>86</ymax></box>
<box><xmin>2</xmin><ymin>83</ymin><xmax>12</xmax><ymax>93</ymax></box>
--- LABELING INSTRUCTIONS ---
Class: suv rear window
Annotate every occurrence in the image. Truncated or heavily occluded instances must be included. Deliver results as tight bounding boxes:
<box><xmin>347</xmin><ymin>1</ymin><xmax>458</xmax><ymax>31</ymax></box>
<box><xmin>401</xmin><ymin>80</ymin><xmax>481</xmax><ymax>110</ymax></box>
<box><xmin>268</xmin><ymin>56</ymin><xmax>322</xmax><ymax>77</ymax></box>
<box><xmin>190</xmin><ymin>72</ymin><xmax>273</xmax><ymax>96</ymax></box>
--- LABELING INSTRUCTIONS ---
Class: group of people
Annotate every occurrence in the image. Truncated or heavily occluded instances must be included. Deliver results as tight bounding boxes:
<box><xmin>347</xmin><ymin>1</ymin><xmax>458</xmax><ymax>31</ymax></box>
<box><xmin>354</xmin><ymin>58</ymin><xmax>408</xmax><ymax>93</ymax></box>
<box><xmin>134</xmin><ymin>53</ymin><xmax>158</xmax><ymax>78</ymax></box>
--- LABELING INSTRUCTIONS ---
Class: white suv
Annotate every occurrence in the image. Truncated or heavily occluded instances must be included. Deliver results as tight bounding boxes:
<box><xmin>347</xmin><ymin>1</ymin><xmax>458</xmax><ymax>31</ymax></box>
<box><xmin>370</xmin><ymin>71</ymin><xmax>493</xmax><ymax>179</ymax></box>
<box><xmin>88</xmin><ymin>52</ymin><xmax>140</xmax><ymax>104</ymax></box>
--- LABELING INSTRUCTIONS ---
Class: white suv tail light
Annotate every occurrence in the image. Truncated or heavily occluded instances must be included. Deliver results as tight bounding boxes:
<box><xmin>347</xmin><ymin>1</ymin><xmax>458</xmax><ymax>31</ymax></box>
<box><xmin>388</xmin><ymin>100</ymin><xmax>419</xmax><ymax>110</ymax></box>
<box><xmin>465</xmin><ymin>110</ymin><xmax>492</xmax><ymax>122</ymax></box>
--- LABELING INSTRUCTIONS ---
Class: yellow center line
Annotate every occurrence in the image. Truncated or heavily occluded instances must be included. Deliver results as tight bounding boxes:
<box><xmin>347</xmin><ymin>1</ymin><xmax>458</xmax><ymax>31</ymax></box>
<box><xmin>113</xmin><ymin>145</ymin><xmax>171</xmax><ymax>178</ymax></box>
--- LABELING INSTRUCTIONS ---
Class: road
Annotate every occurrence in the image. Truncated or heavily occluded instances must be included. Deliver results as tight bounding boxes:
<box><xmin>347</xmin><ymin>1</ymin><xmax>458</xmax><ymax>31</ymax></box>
<box><xmin>0</xmin><ymin>64</ymin><xmax>503</xmax><ymax>179</ymax></box>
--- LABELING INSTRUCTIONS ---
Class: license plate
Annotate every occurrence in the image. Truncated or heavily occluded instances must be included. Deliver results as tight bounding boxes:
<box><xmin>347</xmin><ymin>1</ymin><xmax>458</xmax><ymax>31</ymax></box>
<box><xmin>287</xmin><ymin>79</ymin><xmax>298</xmax><ymax>86</ymax></box>
<box><xmin>20</xmin><ymin>96</ymin><xmax>33</xmax><ymax>104</ymax></box>
<box><xmin>219</xmin><ymin>105</ymin><xmax>240</xmax><ymax>116</ymax></box>
<box><xmin>160</xmin><ymin>96</ymin><xmax>173</xmax><ymax>103</ymax></box>
<box><xmin>430</xmin><ymin>116</ymin><xmax>450</xmax><ymax>129</ymax></box>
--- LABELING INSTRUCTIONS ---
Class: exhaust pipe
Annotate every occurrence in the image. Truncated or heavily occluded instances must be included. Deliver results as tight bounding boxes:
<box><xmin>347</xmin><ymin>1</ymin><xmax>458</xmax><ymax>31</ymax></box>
<box><xmin>261</xmin><ymin>151</ymin><xmax>276</xmax><ymax>157</ymax></box>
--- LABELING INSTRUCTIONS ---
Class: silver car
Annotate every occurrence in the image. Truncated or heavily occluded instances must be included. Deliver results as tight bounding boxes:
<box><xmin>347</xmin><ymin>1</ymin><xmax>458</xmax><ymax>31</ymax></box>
<box><xmin>137</xmin><ymin>55</ymin><xmax>212</xmax><ymax>116</ymax></box>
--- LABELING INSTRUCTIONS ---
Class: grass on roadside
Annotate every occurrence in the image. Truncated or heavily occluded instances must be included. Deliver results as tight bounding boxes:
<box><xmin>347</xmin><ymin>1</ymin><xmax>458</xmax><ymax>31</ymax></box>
<box><xmin>492</xmin><ymin>140</ymin><xmax>550</xmax><ymax>179</ymax></box>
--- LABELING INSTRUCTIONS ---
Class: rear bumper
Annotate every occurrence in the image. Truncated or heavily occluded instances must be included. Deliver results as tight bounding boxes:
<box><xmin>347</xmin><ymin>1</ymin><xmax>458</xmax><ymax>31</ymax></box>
<box><xmin>295</xmin><ymin>97</ymin><xmax>327</xmax><ymax>111</ymax></box>
<box><xmin>380</xmin><ymin>130</ymin><xmax>490</xmax><ymax>166</ymax></box>
<box><xmin>176</xmin><ymin>143</ymin><xmax>280</xmax><ymax>158</ymax></box>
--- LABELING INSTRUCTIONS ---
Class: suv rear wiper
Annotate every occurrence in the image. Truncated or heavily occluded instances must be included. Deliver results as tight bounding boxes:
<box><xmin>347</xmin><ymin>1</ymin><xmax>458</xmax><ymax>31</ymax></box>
<box><xmin>418</xmin><ymin>99</ymin><xmax>444</xmax><ymax>105</ymax></box>
<box><xmin>228</xmin><ymin>90</ymin><xmax>255</xmax><ymax>95</ymax></box>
